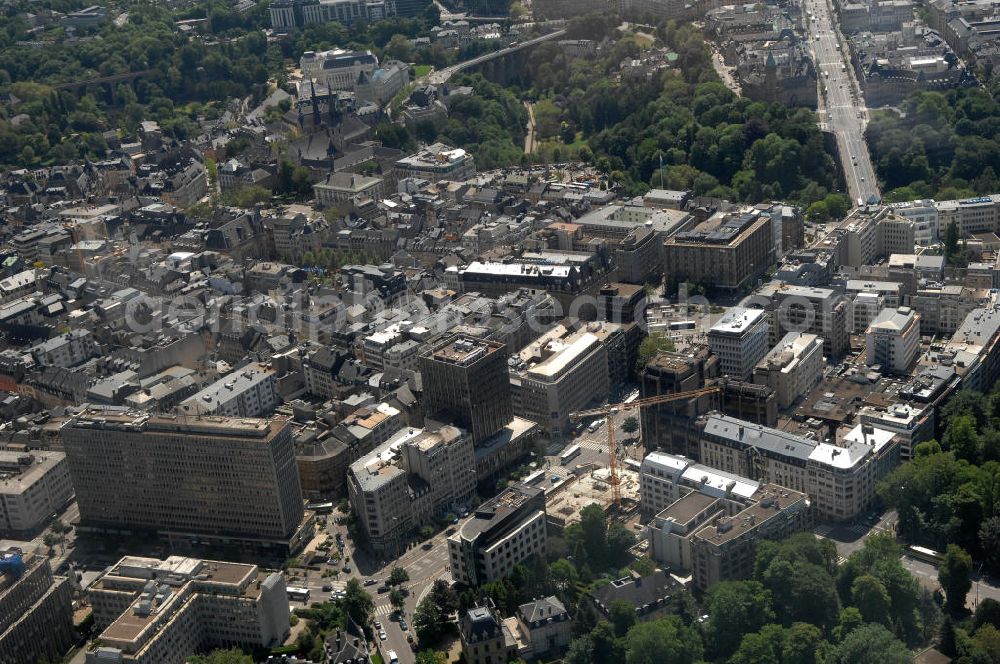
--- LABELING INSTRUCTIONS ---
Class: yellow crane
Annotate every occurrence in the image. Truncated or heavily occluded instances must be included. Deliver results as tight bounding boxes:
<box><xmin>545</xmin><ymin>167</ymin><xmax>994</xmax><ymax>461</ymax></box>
<box><xmin>569</xmin><ymin>386</ymin><xmax>722</xmax><ymax>508</ymax></box>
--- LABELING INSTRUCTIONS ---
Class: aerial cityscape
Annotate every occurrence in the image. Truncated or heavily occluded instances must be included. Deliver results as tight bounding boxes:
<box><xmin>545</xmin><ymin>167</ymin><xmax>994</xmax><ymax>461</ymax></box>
<box><xmin>1</xmin><ymin>0</ymin><xmax>1000</xmax><ymax>662</ymax></box>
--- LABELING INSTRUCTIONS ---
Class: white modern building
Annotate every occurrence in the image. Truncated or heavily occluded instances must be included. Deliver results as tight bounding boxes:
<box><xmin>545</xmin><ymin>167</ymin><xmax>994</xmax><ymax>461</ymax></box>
<box><xmin>639</xmin><ymin>451</ymin><xmax>760</xmax><ymax>516</ymax></box>
<box><xmin>890</xmin><ymin>199</ymin><xmax>938</xmax><ymax>245</ymax></box>
<box><xmin>751</xmin><ymin>332</ymin><xmax>824</xmax><ymax>409</ymax></box>
<box><xmin>865</xmin><ymin>306</ymin><xmax>920</xmax><ymax>374</ymax></box>
<box><xmin>708</xmin><ymin>307</ymin><xmax>770</xmax><ymax>380</ymax></box>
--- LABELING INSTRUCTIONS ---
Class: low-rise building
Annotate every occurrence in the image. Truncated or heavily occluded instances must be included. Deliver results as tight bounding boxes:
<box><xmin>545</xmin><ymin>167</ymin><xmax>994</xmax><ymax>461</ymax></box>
<box><xmin>460</xmin><ymin>601</ymin><xmax>517</xmax><ymax>664</ymax></box>
<box><xmin>394</xmin><ymin>143</ymin><xmax>476</xmax><ymax>183</ymax></box>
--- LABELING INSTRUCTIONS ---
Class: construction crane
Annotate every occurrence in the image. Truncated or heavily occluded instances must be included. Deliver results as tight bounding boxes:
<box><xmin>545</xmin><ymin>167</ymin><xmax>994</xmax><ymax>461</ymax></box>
<box><xmin>569</xmin><ymin>386</ymin><xmax>721</xmax><ymax>509</ymax></box>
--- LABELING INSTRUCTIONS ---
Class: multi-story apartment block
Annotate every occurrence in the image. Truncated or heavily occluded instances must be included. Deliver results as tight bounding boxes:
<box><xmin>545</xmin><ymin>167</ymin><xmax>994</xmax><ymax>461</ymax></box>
<box><xmin>30</xmin><ymin>328</ymin><xmax>100</xmax><ymax>368</ymax></box>
<box><xmin>0</xmin><ymin>549</ymin><xmax>74</xmax><ymax>664</ymax></box>
<box><xmin>178</xmin><ymin>363</ymin><xmax>279</xmax><ymax>418</ymax></box>
<box><xmin>708</xmin><ymin>307</ymin><xmax>770</xmax><ymax>380</ymax></box>
<box><xmin>0</xmin><ymin>450</ymin><xmax>73</xmax><ymax>536</ymax></box>
<box><xmin>270</xmin><ymin>0</ymin><xmax>397</xmax><ymax>29</ymax></box>
<box><xmin>698</xmin><ymin>414</ymin><xmax>902</xmax><ymax>521</ymax></box>
<box><xmin>752</xmin><ymin>332</ymin><xmax>824</xmax><ymax>410</ymax></box>
<box><xmin>866</xmin><ymin>306</ymin><xmax>920</xmax><ymax>374</ymax></box>
<box><xmin>687</xmin><ymin>484</ymin><xmax>811</xmax><ymax>590</ymax></box>
<box><xmin>447</xmin><ymin>484</ymin><xmax>547</xmax><ymax>587</ymax></box>
<box><xmin>61</xmin><ymin>410</ymin><xmax>307</xmax><ymax>553</ymax></box>
<box><xmin>639</xmin><ymin>451</ymin><xmax>760</xmax><ymax>516</ymax></box>
<box><xmin>348</xmin><ymin>425</ymin><xmax>475</xmax><ymax>554</ymax></box>
<box><xmin>420</xmin><ymin>336</ymin><xmax>513</xmax><ymax>446</ymax></box>
<box><xmin>86</xmin><ymin>556</ymin><xmax>289</xmax><ymax>664</ymax></box>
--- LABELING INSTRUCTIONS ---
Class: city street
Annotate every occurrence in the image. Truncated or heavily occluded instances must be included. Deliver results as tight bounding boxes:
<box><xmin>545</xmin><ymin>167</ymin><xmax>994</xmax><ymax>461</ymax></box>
<box><xmin>804</xmin><ymin>0</ymin><xmax>881</xmax><ymax>205</ymax></box>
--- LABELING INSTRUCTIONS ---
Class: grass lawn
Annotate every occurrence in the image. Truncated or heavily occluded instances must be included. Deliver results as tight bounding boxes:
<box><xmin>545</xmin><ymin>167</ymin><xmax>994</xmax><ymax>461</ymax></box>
<box><xmin>413</xmin><ymin>64</ymin><xmax>432</xmax><ymax>77</ymax></box>
<box><xmin>371</xmin><ymin>652</ymin><xmax>384</xmax><ymax>664</ymax></box>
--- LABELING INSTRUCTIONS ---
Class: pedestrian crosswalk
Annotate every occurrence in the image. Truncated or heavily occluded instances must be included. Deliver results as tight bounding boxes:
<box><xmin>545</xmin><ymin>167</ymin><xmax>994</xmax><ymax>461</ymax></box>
<box><xmin>374</xmin><ymin>603</ymin><xmax>394</xmax><ymax>617</ymax></box>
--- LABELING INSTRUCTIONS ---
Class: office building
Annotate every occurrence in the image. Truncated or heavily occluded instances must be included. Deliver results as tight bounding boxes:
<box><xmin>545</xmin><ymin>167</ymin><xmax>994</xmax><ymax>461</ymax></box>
<box><xmin>708</xmin><ymin>307</ymin><xmax>770</xmax><ymax>380</ymax></box>
<box><xmin>62</xmin><ymin>410</ymin><xmax>307</xmax><ymax>554</ymax></box>
<box><xmin>348</xmin><ymin>425</ymin><xmax>475</xmax><ymax>554</ymax></box>
<box><xmin>178</xmin><ymin>363</ymin><xmax>279</xmax><ymax>418</ymax></box>
<box><xmin>420</xmin><ymin>336</ymin><xmax>512</xmax><ymax>446</ymax></box>
<box><xmin>747</xmin><ymin>282</ymin><xmax>850</xmax><ymax>359</ymax></box>
<box><xmin>0</xmin><ymin>549</ymin><xmax>74</xmax><ymax>664</ymax></box>
<box><xmin>698</xmin><ymin>414</ymin><xmax>902</xmax><ymax>521</ymax></box>
<box><xmin>270</xmin><ymin>0</ymin><xmax>396</xmax><ymax>29</ymax></box>
<box><xmin>447</xmin><ymin>484</ymin><xmax>547</xmax><ymax>587</ymax></box>
<box><xmin>866</xmin><ymin>307</ymin><xmax>920</xmax><ymax>374</ymax></box>
<box><xmin>752</xmin><ymin>332</ymin><xmax>824</xmax><ymax>409</ymax></box>
<box><xmin>0</xmin><ymin>450</ymin><xmax>73</xmax><ymax>537</ymax></box>
<box><xmin>86</xmin><ymin>556</ymin><xmax>289</xmax><ymax>664</ymax></box>
<box><xmin>889</xmin><ymin>199</ymin><xmax>939</xmax><ymax>244</ymax></box>
<box><xmin>662</xmin><ymin>209</ymin><xmax>774</xmax><ymax>292</ymax></box>
<box><xmin>394</xmin><ymin>143</ymin><xmax>476</xmax><ymax>183</ymax></box>
<box><xmin>639</xmin><ymin>345</ymin><xmax>719</xmax><ymax>456</ymax></box>
<box><xmin>859</xmin><ymin>401</ymin><xmax>935</xmax><ymax>460</ymax></box>
<box><xmin>510</xmin><ymin>322</ymin><xmax>625</xmax><ymax>438</ymax></box>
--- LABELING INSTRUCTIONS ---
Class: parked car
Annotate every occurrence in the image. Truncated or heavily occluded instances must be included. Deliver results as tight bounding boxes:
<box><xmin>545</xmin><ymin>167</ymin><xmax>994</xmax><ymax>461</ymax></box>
<box><xmin>322</xmin><ymin>584</ymin><xmax>332</xmax><ymax>592</ymax></box>
<box><xmin>379</xmin><ymin>630</ymin><xmax>388</xmax><ymax>641</ymax></box>
<box><xmin>422</xmin><ymin>542</ymin><xmax>433</xmax><ymax>550</ymax></box>
<box><xmin>364</xmin><ymin>578</ymin><xmax>378</xmax><ymax>586</ymax></box>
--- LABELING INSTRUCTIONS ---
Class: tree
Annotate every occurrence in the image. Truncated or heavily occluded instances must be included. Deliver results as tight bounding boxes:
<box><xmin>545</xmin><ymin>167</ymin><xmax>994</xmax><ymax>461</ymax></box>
<box><xmin>341</xmin><ymin>579</ymin><xmax>374</xmax><ymax>626</ymax></box>
<box><xmin>389</xmin><ymin>566</ymin><xmax>410</xmax><ymax>586</ymax></box>
<box><xmin>624</xmin><ymin>616</ymin><xmax>703</xmax><ymax>664</ymax></box>
<box><xmin>428</xmin><ymin>579</ymin><xmax>458</xmax><ymax>614</ymax></box>
<box><xmin>188</xmin><ymin>650</ymin><xmax>254</xmax><ymax>664</ymax></box>
<box><xmin>829</xmin><ymin>624</ymin><xmax>913</xmax><ymax>664</ymax></box>
<box><xmin>944</xmin><ymin>220</ymin><xmax>960</xmax><ymax>263</ymax></box>
<box><xmin>980</xmin><ymin>517</ymin><xmax>1000</xmax><ymax>574</ymax></box>
<box><xmin>703</xmin><ymin>580</ymin><xmax>774</xmax><ymax>658</ymax></box>
<box><xmin>414</xmin><ymin>596</ymin><xmax>449</xmax><ymax>646</ymax></box>
<box><xmin>578</xmin><ymin>503</ymin><xmax>609</xmax><ymax>569</ymax></box>
<box><xmin>939</xmin><ymin>544</ymin><xmax>973</xmax><ymax>613</ymax></box>
<box><xmin>833</xmin><ymin>607</ymin><xmax>865</xmax><ymax>643</ymax></box>
<box><xmin>414</xmin><ymin>652</ymin><xmax>446</xmax><ymax>664</ymax></box>
<box><xmin>390</xmin><ymin>588</ymin><xmax>406</xmax><ymax>612</ymax></box>
<box><xmin>975</xmin><ymin>598</ymin><xmax>1000</xmax><ymax>631</ymax></box>
<box><xmin>782</xmin><ymin>622</ymin><xmax>826</xmax><ymax>664</ymax></box>
<box><xmin>621</xmin><ymin>417</ymin><xmax>639</xmax><ymax>435</ymax></box>
<box><xmin>609</xmin><ymin>600</ymin><xmax>636</xmax><ymax>637</ymax></box>
<box><xmin>851</xmin><ymin>574</ymin><xmax>892</xmax><ymax>626</ymax></box>
<box><xmin>606</xmin><ymin>522</ymin><xmax>637</xmax><ymax>567</ymax></box>
<box><xmin>729</xmin><ymin>623</ymin><xmax>786</xmax><ymax>664</ymax></box>
<box><xmin>385</xmin><ymin>34</ymin><xmax>413</xmax><ymax>62</ymax></box>
<box><xmin>636</xmin><ymin>333</ymin><xmax>676</xmax><ymax>370</ymax></box>
<box><xmin>939</xmin><ymin>616</ymin><xmax>957</xmax><ymax>657</ymax></box>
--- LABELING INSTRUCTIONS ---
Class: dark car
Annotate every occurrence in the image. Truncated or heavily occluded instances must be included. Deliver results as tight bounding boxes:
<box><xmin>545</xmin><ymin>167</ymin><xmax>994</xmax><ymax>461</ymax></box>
<box><xmin>421</xmin><ymin>542</ymin><xmax>433</xmax><ymax>550</ymax></box>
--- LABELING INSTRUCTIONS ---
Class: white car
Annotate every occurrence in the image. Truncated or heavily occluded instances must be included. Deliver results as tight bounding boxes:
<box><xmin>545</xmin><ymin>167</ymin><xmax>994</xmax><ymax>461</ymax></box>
<box><xmin>379</xmin><ymin>630</ymin><xmax>388</xmax><ymax>641</ymax></box>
